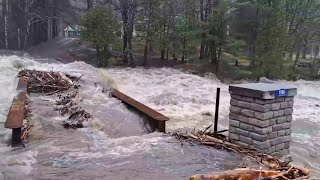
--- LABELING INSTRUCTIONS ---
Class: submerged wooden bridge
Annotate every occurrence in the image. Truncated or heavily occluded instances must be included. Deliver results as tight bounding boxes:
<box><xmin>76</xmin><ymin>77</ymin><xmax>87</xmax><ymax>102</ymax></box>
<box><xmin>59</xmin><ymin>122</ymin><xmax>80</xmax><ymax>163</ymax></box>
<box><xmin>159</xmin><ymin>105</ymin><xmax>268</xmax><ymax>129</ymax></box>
<box><xmin>5</xmin><ymin>76</ymin><xmax>169</xmax><ymax>147</ymax></box>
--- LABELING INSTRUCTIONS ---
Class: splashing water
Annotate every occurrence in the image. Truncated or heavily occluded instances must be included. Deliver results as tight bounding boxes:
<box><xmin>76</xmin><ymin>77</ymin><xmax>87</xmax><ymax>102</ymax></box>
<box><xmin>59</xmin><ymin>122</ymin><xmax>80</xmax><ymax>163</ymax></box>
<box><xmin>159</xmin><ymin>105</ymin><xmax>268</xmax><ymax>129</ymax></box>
<box><xmin>106</xmin><ymin>67</ymin><xmax>320</xmax><ymax>176</ymax></box>
<box><xmin>0</xmin><ymin>55</ymin><xmax>257</xmax><ymax>180</ymax></box>
<box><xmin>1</xmin><ymin>54</ymin><xmax>319</xmax><ymax>178</ymax></box>
<box><xmin>103</xmin><ymin>68</ymin><xmax>231</xmax><ymax>132</ymax></box>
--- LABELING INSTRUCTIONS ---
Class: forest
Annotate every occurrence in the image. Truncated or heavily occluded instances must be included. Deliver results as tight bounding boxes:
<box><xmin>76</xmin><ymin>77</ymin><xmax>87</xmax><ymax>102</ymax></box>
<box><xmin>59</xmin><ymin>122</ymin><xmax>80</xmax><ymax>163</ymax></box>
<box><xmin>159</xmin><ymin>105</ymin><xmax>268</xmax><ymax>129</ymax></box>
<box><xmin>1</xmin><ymin>0</ymin><xmax>320</xmax><ymax>80</ymax></box>
<box><xmin>0</xmin><ymin>0</ymin><xmax>77</xmax><ymax>50</ymax></box>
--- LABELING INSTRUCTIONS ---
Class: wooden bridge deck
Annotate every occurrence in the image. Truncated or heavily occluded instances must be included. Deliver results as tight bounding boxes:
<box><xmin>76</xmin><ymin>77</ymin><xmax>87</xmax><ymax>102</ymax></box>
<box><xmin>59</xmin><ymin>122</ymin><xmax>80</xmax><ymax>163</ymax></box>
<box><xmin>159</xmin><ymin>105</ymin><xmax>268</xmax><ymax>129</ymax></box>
<box><xmin>111</xmin><ymin>89</ymin><xmax>169</xmax><ymax>133</ymax></box>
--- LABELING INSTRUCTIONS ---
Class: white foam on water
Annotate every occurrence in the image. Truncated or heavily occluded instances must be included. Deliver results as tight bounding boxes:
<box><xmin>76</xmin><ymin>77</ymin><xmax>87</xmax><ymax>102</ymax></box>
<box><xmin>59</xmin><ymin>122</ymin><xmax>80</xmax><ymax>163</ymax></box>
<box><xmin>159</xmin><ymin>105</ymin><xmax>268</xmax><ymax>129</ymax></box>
<box><xmin>0</xmin><ymin>55</ymin><xmax>165</xmax><ymax>178</ymax></box>
<box><xmin>105</xmin><ymin>67</ymin><xmax>320</xmax><ymax>176</ymax></box>
<box><xmin>0</xmin><ymin>55</ymin><xmax>42</xmax><ymax>177</ymax></box>
<box><xmin>1</xmin><ymin>150</ymin><xmax>38</xmax><ymax>174</ymax></box>
<box><xmin>70</xmin><ymin>129</ymin><xmax>169</xmax><ymax>159</ymax></box>
<box><xmin>0</xmin><ymin>56</ymin><xmax>107</xmax><ymax>177</ymax></box>
<box><xmin>1</xmin><ymin>54</ymin><xmax>319</xmax><ymax>177</ymax></box>
<box><xmin>103</xmin><ymin>67</ymin><xmax>231</xmax><ymax>131</ymax></box>
<box><xmin>0</xmin><ymin>56</ymin><xmax>37</xmax><ymax>141</ymax></box>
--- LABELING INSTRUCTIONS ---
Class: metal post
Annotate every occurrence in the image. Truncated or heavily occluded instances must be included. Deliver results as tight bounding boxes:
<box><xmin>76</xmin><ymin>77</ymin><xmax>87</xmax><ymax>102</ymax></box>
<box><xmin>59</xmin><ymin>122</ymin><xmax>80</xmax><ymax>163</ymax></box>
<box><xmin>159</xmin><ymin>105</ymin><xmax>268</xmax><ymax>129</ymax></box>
<box><xmin>214</xmin><ymin>88</ymin><xmax>220</xmax><ymax>133</ymax></box>
<box><xmin>11</xmin><ymin>128</ymin><xmax>22</xmax><ymax>147</ymax></box>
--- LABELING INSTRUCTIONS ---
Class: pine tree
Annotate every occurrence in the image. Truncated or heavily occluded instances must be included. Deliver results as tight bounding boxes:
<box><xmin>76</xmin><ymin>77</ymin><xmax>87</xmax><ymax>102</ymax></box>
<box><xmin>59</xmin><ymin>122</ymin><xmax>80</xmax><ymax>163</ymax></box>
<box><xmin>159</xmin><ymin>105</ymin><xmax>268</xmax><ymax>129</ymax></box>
<box><xmin>81</xmin><ymin>7</ymin><xmax>120</xmax><ymax>66</ymax></box>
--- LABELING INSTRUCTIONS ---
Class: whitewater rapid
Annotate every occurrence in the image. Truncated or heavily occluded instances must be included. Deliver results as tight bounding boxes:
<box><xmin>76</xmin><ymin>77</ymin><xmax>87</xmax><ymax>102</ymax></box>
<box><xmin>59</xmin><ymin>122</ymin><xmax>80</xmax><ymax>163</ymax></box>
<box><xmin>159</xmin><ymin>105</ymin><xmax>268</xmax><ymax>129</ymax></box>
<box><xmin>0</xmin><ymin>55</ymin><xmax>319</xmax><ymax>178</ymax></box>
<box><xmin>0</xmin><ymin>55</ymin><xmax>258</xmax><ymax>180</ymax></box>
<box><xmin>105</xmin><ymin>67</ymin><xmax>320</xmax><ymax>176</ymax></box>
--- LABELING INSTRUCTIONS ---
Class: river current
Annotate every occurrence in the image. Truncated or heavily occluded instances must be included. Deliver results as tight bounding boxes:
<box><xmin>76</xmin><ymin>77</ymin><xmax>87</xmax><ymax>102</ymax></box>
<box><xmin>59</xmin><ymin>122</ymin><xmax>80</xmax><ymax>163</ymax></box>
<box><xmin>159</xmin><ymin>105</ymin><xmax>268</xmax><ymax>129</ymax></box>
<box><xmin>0</xmin><ymin>55</ymin><xmax>319</xmax><ymax>179</ymax></box>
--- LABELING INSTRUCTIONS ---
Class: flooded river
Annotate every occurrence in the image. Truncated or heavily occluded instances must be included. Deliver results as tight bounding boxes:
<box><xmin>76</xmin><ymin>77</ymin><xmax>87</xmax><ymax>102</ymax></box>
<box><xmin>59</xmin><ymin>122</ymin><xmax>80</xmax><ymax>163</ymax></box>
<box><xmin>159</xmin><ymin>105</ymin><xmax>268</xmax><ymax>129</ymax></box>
<box><xmin>106</xmin><ymin>68</ymin><xmax>320</xmax><ymax>177</ymax></box>
<box><xmin>0</xmin><ymin>55</ymin><xmax>319</xmax><ymax>179</ymax></box>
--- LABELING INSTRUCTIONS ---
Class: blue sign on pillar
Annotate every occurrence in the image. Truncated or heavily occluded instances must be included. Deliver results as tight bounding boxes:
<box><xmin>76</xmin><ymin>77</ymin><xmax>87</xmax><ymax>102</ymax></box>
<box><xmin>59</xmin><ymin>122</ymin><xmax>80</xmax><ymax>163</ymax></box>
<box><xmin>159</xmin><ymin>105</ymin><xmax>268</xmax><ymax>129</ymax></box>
<box><xmin>275</xmin><ymin>89</ymin><xmax>289</xmax><ymax>97</ymax></box>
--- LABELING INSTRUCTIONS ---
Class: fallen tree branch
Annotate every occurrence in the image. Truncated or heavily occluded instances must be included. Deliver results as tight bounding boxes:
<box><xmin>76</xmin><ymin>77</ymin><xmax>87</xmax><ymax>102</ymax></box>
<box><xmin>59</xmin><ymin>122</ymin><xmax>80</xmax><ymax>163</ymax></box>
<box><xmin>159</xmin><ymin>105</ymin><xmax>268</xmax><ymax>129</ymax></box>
<box><xmin>190</xmin><ymin>166</ymin><xmax>310</xmax><ymax>180</ymax></box>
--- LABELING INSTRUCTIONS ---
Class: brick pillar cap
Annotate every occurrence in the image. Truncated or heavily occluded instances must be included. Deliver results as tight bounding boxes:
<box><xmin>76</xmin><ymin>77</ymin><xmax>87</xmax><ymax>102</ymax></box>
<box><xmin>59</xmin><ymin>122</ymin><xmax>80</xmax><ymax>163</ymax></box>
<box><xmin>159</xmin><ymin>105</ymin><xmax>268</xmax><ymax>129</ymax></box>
<box><xmin>229</xmin><ymin>83</ymin><xmax>297</xmax><ymax>100</ymax></box>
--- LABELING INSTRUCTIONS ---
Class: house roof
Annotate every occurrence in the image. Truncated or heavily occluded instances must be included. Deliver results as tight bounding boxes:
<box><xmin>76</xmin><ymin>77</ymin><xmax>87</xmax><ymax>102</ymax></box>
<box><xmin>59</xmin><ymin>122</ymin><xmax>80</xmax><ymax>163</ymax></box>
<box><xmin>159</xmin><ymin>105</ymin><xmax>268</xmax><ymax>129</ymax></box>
<box><xmin>64</xmin><ymin>25</ymin><xmax>82</xmax><ymax>31</ymax></box>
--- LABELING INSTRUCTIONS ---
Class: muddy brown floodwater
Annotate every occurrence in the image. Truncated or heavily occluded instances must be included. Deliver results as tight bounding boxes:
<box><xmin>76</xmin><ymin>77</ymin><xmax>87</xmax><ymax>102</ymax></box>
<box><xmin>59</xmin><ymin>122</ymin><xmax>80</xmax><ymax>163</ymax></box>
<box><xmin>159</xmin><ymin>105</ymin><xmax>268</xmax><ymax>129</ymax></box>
<box><xmin>0</xmin><ymin>54</ymin><xmax>319</xmax><ymax>179</ymax></box>
<box><xmin>0</xmin><ymin>55</ymin><xmax>259</xmax><ymax>180</ymax></box>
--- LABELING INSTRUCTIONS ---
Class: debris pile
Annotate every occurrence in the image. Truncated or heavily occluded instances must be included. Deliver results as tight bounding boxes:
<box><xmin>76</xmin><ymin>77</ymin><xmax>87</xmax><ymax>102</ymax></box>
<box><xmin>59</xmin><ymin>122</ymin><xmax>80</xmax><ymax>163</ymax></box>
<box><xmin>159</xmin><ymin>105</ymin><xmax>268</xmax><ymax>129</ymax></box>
<box><xmin>62</xmin><ymin>110</ymin><xmax>91</xmax><ymax>128</ymax></box>
<box><xmin>172</xmin><ymin>128</ymin><xmax>310</xmax><ymax>179</ymax></box>
<box><xmin>21</xmin><ymin>119</ymin><xmax>33</xmax><ymax>142</ymax></box>
<box><xmin>18</xmin><ymin>69</ymin><xmax>77</xmax><ymax>94</ymax></box>
<box><xmin>22</xmin><ymin>101</ymin><xmax>33</xmax><ymax>142</ymax></box>
<box><xmin>18</xmin><ymin>69</ymin><xmax>92</xmax><ymax>129</ymax></box>
<box><xmin>55</xmin><ymin>92</ymin><xmax>92</xmax><ymax>129</ymax></box>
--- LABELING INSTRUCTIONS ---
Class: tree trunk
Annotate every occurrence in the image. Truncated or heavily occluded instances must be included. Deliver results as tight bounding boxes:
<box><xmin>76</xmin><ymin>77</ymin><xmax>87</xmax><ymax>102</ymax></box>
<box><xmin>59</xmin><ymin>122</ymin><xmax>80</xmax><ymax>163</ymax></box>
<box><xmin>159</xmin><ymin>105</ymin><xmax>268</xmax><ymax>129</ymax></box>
<box><xmin>200</xmin><ymin>42</ymin><xmax>205</xmax><ymax>59</ymax></box>
<box><xmin>47</xmin><ymin>18</ymin><xmax>53</xmax><ymax>40</ymax></box>
<box><xmin>311</xmin><ymin>43</ymin><xmax>314</xmax><ymax>58</ymax></box>
<box><xmin>182</xmin><ymin>35</ymin><xmax>186</xmax><ymax>62</ymax></box>
<box><xmin>128</xmin><ymin>35</ymin><xmax>134</xmax><ymax>66</ymax></box>
<box><xmin>143</xmin><ymin>2</ymin><xmax>153</xmax><ymax>66</ymax></box>
<box><xmin>173</xmin><ymin>43</ymin><xmax>177</xmax><ymax>61</ymax></box>
<box><xmin>293</xmin><ymin>46</ymin><xmax>301</xmax><ymax>71</ymax></box>
<box><xmin>205</xmin><ymin>44</ymin><xmax>209</xmax><ymax>57</ymax></box>
<box><xmin>218</xmin><ymin>47</ymin><xmax>222</xmax><ymax>59</ymax></box>
<box><xmin>121</xmin><ymin>1</ymin><xmax>129</xmax><ymax>63</ymax></box>
<box><xmin>127</xmin><ymin>7</ymin><xmax>135</xmax><ymax>66</ymax></box>
<box><xmin>96</xmin><ymin>46</ymin><xmax>101</xmax><ymax>66</ymax></box>
<box><xmin>250</xmin><ymin>9</ymin><xmax>259</xmax><ymax>67</ymax></box>
<box><xmin>216</xmin><ymin>60</ymin><xmax>220</xmax><ymax>77</ymax></box>
<box><xmin>210</xmin><ymin>42</ymin><xmax>217</xmax><ymax>64</ymax></box>
<box><xmin>143</xmin><ymin>27</ymin><xmax>150</xmax><ymax>66</ymax></box>
<box><xmin>166</xmin><ymin>46</ymin><xmax>169</xmax><ymax>60</ymax></box>
<box><xmin>23</xmin><ymin>0</ymin><xmax>29</xmax><ymax>50</ymax></box>
<box><xmin>161</xmin><ymin>49</ymin><xmax>165</xmax><ymax>60</ymax></box>
<box><xmin>87</xmin><ymin>0</ymin><xmax>93</xmax><ymax>10</ymax></box>
<box><xmin>199</xmin><ymin>0</ymin><xmax>205</xmax><ymax>59</ymax></box>
<box><xmin>316</xmin><ymin>45</ymin><xmax>320</xmax><ymax>59</ymax></box>
<box><xmin>18</xmin><ymin>28</ymin><xmax>20</xmax><ymax>50</ymax></box>
<box><xmin>143</xmin><ymin>43</ymin><xmax>148</xmax><ymax>66</ymax></box>
<box><xmin>173</xmin><ymin>53</ymin><xmax>177</xmax><ymax>61</ymax></box>
<box><xmin>47</xmin><ymin>0</ymin><xmax>53</xmax><ymax>41</ymax></box>
<box><xmin>160</xmin><ymin>21</ymin><xmax>166</xmax><ymax>60</ymax></box>
<box><xmin>149</xmin><ymin>44</ymin><xmax>154</xmax><ymax>53</ymax></box>
<box><xmin>4</xmin><ymin>0</ymin><xmax>8</xmax><ymax>49</ymax></box>
<box><xmin>200</xmin><ymin>0</ymin><xmax>204</xmax><ymax>21</ymax></box>
<box><xmin>103</xmin><ymin>45</ymin><xmax>109</xmax><ymax>66</ymax></box>
<box><xmin>302</xmin><ymin>44</ymin><xmax>307</xmax><ymax>59</ymax></box>
<box><xmin>23</xmin><ymin>19</ymin><xmax>30</xmax><ymax>50</ymax></box>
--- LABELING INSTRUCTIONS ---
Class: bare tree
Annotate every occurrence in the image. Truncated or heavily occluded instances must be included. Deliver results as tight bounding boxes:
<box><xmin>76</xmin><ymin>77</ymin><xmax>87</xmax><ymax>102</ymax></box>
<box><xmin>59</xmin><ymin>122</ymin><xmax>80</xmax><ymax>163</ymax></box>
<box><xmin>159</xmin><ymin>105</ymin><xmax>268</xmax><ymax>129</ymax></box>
<box><xmin>0</xmin><ymin>0</ymin><xmax>75</xmax><ymax>50</ymax></box>
<box><xmin>4</xmin><ymin>0</ymin><xmax>8</xmax><ymax>49</ymax></box>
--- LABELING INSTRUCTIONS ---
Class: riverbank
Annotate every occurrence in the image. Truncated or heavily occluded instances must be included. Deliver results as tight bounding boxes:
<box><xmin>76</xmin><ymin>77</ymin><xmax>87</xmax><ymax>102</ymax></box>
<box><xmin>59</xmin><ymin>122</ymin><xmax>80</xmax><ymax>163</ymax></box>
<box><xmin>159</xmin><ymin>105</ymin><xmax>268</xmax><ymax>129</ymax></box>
<box><xmin>59</xmin><ymin>40</ymin><xmax>320</xmax><ymax>84</ymax></box>
<box><xmin>58</xmin><ymin>49</ymin><xmax>244</xmax><ymax>84</ymax></box>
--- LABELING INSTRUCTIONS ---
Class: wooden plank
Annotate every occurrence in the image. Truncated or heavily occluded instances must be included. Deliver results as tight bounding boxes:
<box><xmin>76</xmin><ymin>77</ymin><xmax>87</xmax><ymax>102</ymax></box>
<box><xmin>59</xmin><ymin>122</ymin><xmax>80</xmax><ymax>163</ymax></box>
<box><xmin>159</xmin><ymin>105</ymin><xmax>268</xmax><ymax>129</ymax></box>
<box><xmin>111</xmin><ymin>89</ymin><xmax>169</xmax><ymax>121</ymax></box>
<box><xmin>5</xmin><ymin>92</ymin><xmax>27</xmax><ymax>129</ymax></box>
<box><xmin>4</xmin><ymin>77</ymin><xmax>28</xmax><ymax>129</ymax></box>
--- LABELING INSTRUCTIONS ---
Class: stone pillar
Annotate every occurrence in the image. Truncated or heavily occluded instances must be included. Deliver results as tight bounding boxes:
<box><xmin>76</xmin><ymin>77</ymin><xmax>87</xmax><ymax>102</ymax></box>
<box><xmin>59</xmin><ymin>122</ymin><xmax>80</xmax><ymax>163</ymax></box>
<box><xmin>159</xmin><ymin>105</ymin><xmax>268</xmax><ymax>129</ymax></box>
<box><xmin>228</xmin><ymin>83</ymin><xmax>297</xmax><ymax>157</ymax></box>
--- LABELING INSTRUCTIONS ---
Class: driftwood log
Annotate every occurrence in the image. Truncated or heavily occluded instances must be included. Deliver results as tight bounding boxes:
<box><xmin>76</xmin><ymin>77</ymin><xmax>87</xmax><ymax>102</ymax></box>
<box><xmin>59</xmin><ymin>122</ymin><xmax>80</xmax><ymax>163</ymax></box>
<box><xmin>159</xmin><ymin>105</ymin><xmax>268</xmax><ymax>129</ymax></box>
<box><xmin>190</xmin><ymin>166</ymin><xmax>310</xmax><ymax>180</ymax></box>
